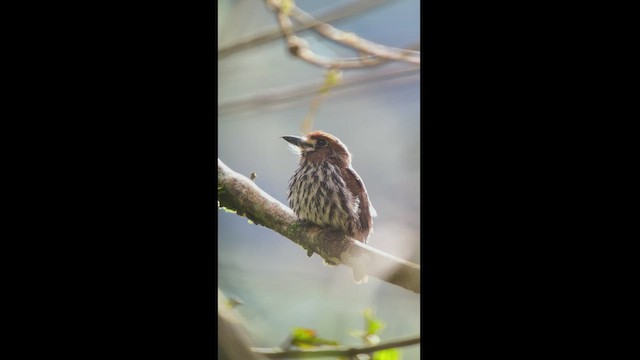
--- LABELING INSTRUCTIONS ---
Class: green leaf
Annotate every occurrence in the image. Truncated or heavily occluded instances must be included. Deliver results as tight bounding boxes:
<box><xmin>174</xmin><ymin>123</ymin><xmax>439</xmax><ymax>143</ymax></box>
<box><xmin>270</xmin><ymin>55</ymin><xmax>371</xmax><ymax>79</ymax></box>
<box><xmin>363</xmin><ymin>308</ymin><xmax>386</xmax><ymax>335</ymax></box>
<box><xmin>281</xmin><ymin>0</ymin><xmax>294</xmax><ymax>15</ymax></box>
<box><xmin>372</xmin><ymin>348</ymin><xmax>401</xmax><ymax>360</ymax></box>
<box><xmin>290</xmin><ymin>327</ymin><xmax>339</xmax><ymax>348</ymax></box>
<box><xmin>368</xmin><ymin>318</ymin><xmax>385</xmax><ymax>335</ymax></box>
<box><xmin>292</xmin><ymin>328</ymin><xmax>315</xmax><ymax>342</ymax></box>
<box><xmin>320</xmin><ymin>69</ymin><xmax>343</xmax><ymax>94</ymax></box>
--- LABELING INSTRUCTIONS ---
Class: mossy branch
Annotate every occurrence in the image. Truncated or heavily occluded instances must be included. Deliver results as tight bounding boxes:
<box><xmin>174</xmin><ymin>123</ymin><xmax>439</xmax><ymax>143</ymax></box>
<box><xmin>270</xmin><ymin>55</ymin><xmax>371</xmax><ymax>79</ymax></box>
<box><xmin>218</xmin><ymin>158</ymin><xmax>420</xmax><ymax>294</ymax></box>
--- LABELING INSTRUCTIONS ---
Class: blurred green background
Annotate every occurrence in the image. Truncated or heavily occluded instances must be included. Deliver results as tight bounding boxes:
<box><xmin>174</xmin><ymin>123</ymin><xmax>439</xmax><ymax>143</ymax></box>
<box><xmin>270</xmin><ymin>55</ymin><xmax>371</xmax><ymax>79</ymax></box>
<box><xmin>218</xmin><ymin>0</ymin><xmax>420</xmax><ymax>358</ymax></box>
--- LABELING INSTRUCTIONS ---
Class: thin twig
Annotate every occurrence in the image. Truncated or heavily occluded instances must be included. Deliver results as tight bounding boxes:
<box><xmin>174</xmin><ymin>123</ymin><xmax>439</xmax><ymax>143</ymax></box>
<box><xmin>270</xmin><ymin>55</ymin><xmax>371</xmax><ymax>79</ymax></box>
<box><xmin>290</xmin><ymin>6</ymin><xmax>420</xmax><ymax>65</ymax></box>
<box><xmin>218</xmin><ymin>159</ymin><xmax>420</xmax><ymax>294</ymax></box>
<box><xmin>267</xmin><ymin>0</ymin><xmax>420</xmax><ymax>69</ymax></box>
<box><xmin>218</xmin><ymin>0</ymin><xmax>391</xmax><ymax>58</ymax></box>
<box><xmin>218</xmin><ymin>65</ymin><xmax>419</xmax><ymax>116</ymax></box>
<box><xmin>252</xmin><ymin>336</ymin><xmax>420</xmax><ymax>358</ymax></box>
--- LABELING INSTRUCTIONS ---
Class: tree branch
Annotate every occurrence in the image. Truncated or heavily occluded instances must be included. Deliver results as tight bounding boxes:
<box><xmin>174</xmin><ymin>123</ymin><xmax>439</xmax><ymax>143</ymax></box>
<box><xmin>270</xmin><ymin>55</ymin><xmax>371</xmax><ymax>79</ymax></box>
<box><xmin>218</xmin><ymin>0</ymin><xmax>391</xmax><ymax>58</ymax></box>
<box><xmin>252</xmin><ymin>335</ymin><xmax>420</xmax><ymax>359</ymax></box>
<box><xmin>218</xmin><ymin>66</ymin><xmax>419</xmax><ymax>116</ymax></box>
<box><xmin>218</xmin><ymin>159</ymin><xmax>420</xmax><ymax>294</ymax></box>
<box><xmin>289</xmin><ymin>5</ymin><xmax>420</xmax><ymax>65</ymax></box>
<box><xmin>266</xmin><ymin>0</ymin><xmax>420</xmax><ymax>69</ymax></box>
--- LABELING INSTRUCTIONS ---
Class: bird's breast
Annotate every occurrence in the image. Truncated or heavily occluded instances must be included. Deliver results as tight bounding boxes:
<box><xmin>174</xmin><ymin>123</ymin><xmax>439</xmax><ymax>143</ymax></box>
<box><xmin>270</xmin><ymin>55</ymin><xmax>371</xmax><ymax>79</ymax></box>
<box><xmin>287</xmin><ymin>162</ymin><xmax>359</xmax><ymax>235</ymax></box>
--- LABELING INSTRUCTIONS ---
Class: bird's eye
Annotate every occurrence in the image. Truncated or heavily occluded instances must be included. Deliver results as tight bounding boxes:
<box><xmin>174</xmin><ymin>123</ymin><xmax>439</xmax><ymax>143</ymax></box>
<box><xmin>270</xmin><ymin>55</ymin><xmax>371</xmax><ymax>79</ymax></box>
<box><xmin>316</xmin><ymin>139</ymin><xmax>328</xmax><ymax>148</ymax></box>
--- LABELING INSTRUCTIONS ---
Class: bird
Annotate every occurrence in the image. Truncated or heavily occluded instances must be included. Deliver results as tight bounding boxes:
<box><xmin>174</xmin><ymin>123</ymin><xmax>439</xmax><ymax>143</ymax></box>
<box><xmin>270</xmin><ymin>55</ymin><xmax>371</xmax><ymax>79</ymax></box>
<box><xmin>282</xmin><ymin>131</ymin><xmax>376</xmax><ymax>283</ymax></box>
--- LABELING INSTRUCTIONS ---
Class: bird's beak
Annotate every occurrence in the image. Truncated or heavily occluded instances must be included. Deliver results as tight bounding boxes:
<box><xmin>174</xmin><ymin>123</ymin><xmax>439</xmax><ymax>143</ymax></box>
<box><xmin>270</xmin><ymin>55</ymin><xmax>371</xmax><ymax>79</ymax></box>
<box><xmin>281</xmin><ymin>135</ymin><xmax>312</xmax><ymax>149</ymax></box>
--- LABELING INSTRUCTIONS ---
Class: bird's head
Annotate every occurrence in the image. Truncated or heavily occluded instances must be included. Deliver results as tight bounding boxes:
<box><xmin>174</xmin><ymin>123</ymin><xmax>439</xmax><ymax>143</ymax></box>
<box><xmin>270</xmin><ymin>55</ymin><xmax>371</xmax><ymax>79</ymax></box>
<box><xmin>281</xmin><ymin>131</ymin><xmax>351</xmax><ymax>166</ymax></box>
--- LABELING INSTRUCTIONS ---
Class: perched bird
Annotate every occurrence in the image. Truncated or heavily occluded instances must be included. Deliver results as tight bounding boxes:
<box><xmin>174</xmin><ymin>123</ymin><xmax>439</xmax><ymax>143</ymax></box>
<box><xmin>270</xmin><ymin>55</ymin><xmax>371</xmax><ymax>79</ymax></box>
<box><xmin>282</xmin><ymin>131</ymin><xmax>376</xmax><ymax>283</ymax></box>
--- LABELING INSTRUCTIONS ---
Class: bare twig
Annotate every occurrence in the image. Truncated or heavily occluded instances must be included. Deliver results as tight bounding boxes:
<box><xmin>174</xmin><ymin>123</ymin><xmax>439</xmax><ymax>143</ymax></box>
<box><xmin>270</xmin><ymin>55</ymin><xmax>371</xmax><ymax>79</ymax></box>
<box><xmin>266</xmin><ymin>0</ymin><xmax>420</xmax><ymax>69</ymax></box>
<box><xmin>289</xmin><ymin>6</ymin><xmax>420</xmax><ymax>65</ymax></box>
<box><xmin>218</xmin><ymin>66</ymin><xmax>419</xmax><ymax>116</ymax></box>
<box><xmin>218</xmin><ymin>159</ymin><xmax>420</xmax><ymax>294</ymax></box>
<box><xmin>285</xmin><ymin>35</ymin><xmax>389</xmax><ymax>69</ymax></box>
<box><xmin>219</xmin><ymin>65</ymin><xmax>418</xmax><ymax>116</ymax></box>
<box><xmin>219</xmin><ymin>0</ymin><xmax>391</xmax><ymax>58</ymax></box>
<box><xmin>252</xmin><ymin>335</ymin><xmax>420</xmax><ymax>359</ymax></box>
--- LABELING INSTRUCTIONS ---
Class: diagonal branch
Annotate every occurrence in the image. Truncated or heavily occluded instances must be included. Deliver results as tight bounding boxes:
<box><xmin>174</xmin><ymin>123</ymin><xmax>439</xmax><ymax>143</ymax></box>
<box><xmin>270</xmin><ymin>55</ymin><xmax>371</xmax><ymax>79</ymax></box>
<box><xmin>218</xmin><ymin>159</ymin><xmax>420</xmax><ymax>294</ymax></box>
<box><xmin>289</xmin><ymin>5</ymin><xmax>421</xmax><ymax>65</ymax></box>
<box><xmin>218</xmin><ymin>66</ymin><xmax>419</xmax><ymax>116</ymax></box>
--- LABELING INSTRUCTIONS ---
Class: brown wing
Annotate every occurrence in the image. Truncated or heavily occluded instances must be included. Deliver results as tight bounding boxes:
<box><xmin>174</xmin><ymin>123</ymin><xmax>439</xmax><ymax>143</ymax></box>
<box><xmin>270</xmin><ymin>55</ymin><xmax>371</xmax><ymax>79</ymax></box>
<box><xmin>341</xmin><ymin>166</ymin><xmax>375</xmax><ymax>242</ymax></box>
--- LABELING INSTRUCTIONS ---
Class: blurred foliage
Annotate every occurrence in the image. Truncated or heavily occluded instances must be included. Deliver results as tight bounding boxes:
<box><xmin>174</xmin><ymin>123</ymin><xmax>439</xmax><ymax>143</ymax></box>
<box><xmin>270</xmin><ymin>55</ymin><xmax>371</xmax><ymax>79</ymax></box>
<box><xmin>301</xmin><ymin>68</ymin><xmax>343</xmax><ymax>134</ymax></box>
<box><xmin>355</xmin><ymin>308</ymin><xmax>401</xmax><ymax>360</ymax></box>
<box><xmin>364</xmin><ymin>308</ymin><xmax>386</xmax><ymax>338</ymax></box>
<box><xmin>225</xmin><ymin>295</ymin><xmax>244</xmax><ymax>309</ymax></box>
<box><xmin>280</xmin><ymin>0</ymin><xmax>295</xmax><ymax>16</ymax></box>
<box><xmin>284</xmin><ymin>308</ymin><xmax>401</xmax><ymax>359</ymax></box>
<box><xmin>321</xmin><ymin>68</ymin><xmax>343</xmax><ymax>94</ymax></box>
<box><xmin>350</xmin><ymin>308</ymin><xmax>386</xmax><ymax>344</ymax></box>
<box><xmin>372</xmin><ymin>348</ymin><xmax>400</xmax><ymax>360</ymax></box>
<box><xmin>290</xmin><ymin>327</ymin><xmax>340</xmax><ymax>348</ymax></box>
